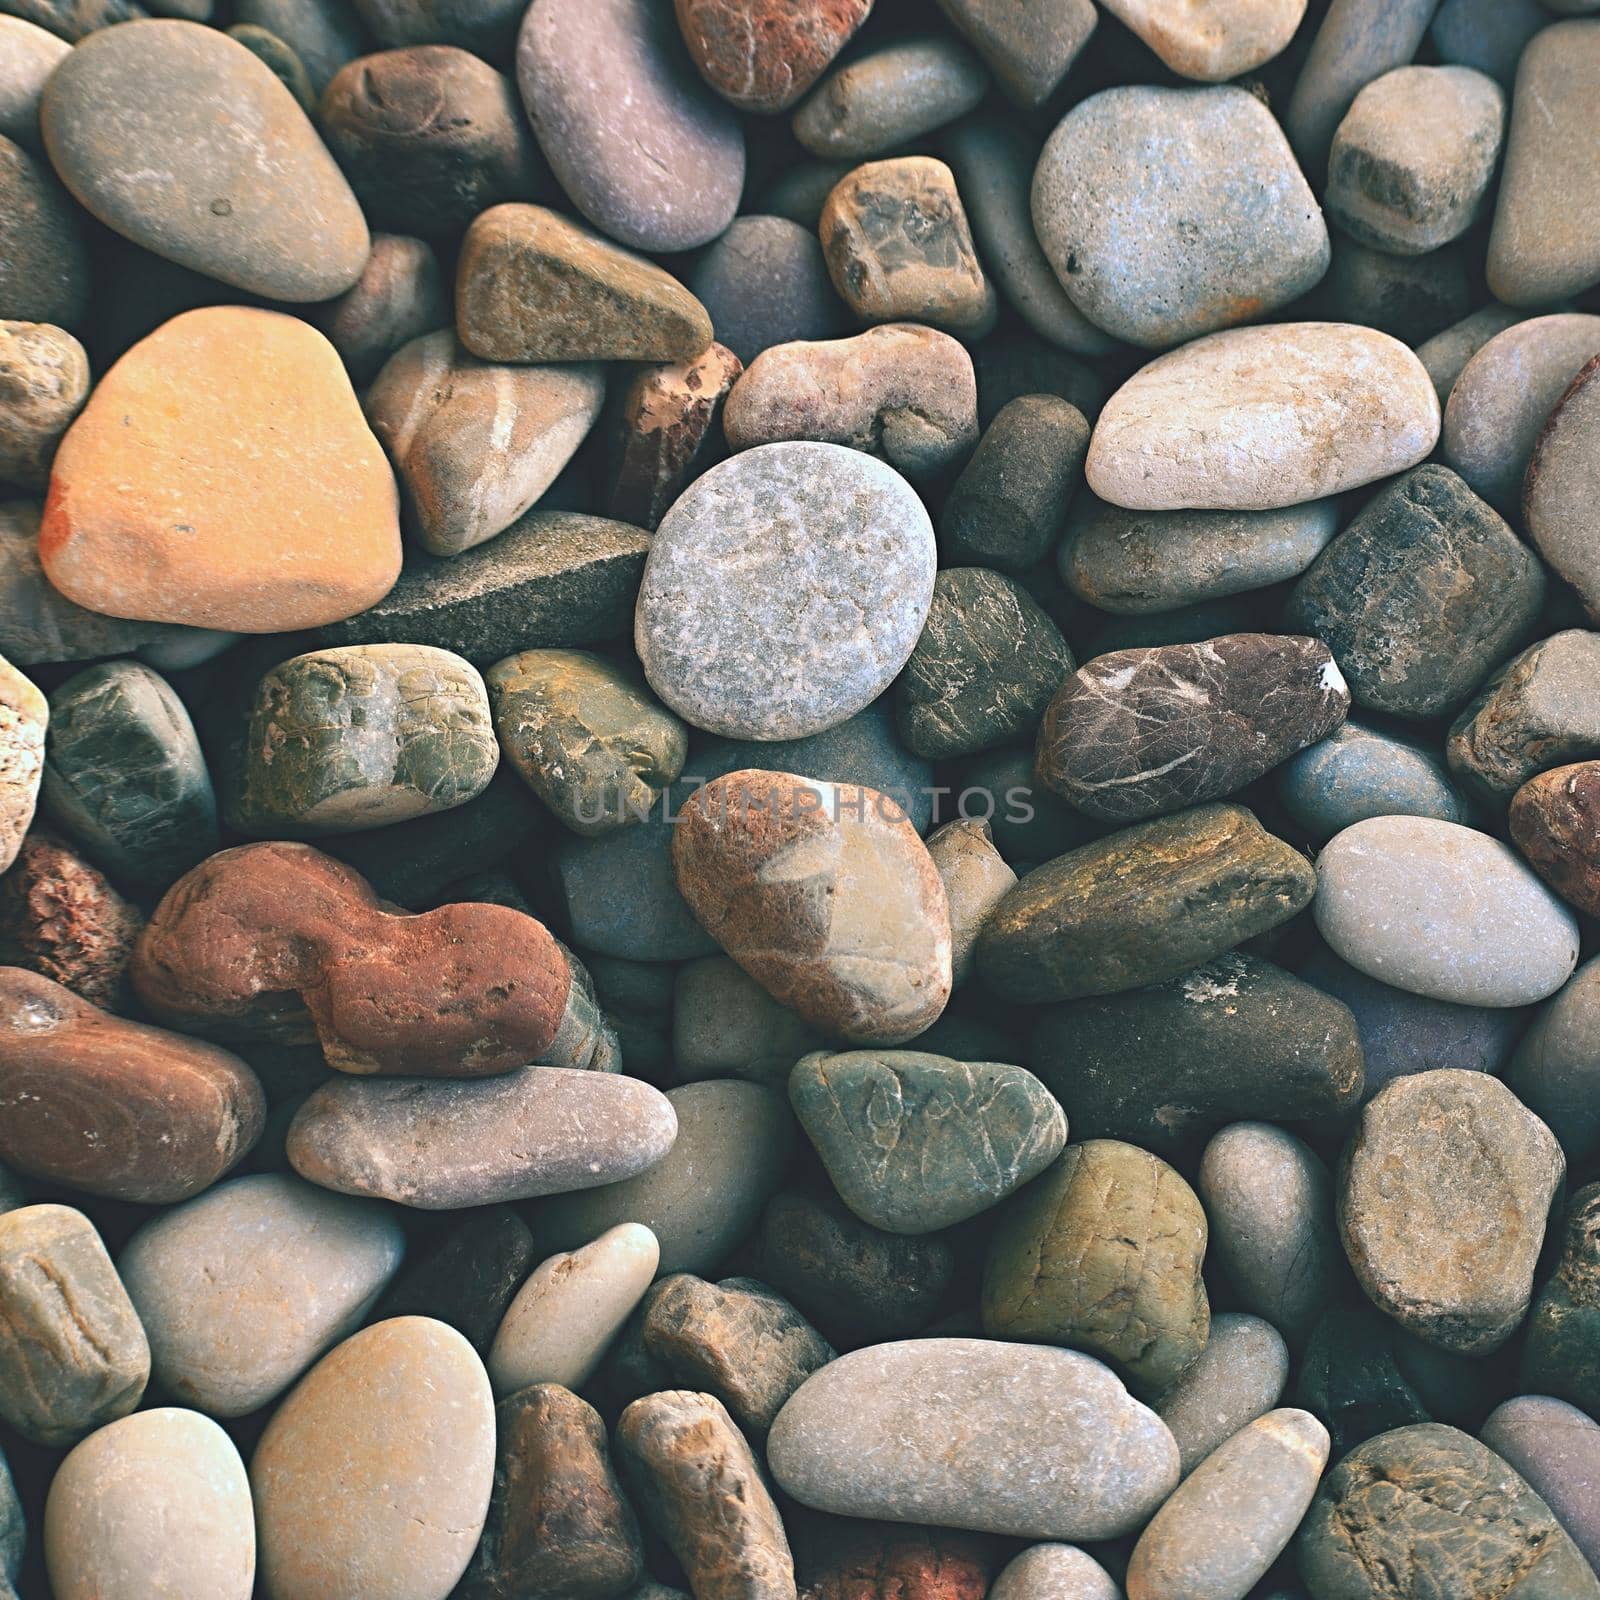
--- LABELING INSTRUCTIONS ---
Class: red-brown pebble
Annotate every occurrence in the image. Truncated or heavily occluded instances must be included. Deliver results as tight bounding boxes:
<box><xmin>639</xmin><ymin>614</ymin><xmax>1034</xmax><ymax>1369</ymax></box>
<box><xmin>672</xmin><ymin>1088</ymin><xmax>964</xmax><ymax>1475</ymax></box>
<box><xmin>674</xmin><ymin>0</ymin><xmax>872</xmax><ymax>113</ymax></box>
<box><xmin>1511</xmin><ymin>760</ymin><xmax>1600</xmax><ymax>915</ymax></box>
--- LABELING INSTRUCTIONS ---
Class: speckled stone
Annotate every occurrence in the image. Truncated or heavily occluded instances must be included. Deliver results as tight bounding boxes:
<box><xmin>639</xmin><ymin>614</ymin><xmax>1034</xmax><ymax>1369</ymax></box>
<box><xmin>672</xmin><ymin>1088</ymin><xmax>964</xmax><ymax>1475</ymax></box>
<box><xmin>1511</xmin><ymin>761</ymin><xmax>1600</xmax><ymax>915</ymax></box>
<box><xmin>925</xmin><ymin>819</ymin><xmax>1016</xmax><ymax>987</ymax></box>
<box><xmin>0</xmin><ymin>136</ymin><xmax>89</xmax><ymax>327</ymax></box>
<box><xmin>0</xmin><ymin>1204</ymin><xmax>148</xmax><ymax>1446</ymax></box>
<box><xmin>0</xmin><ymin>17</ymin><xmax>68</xmax><ymax>151</ymax></box>
<box><xmin>0</xmin><ymin>320</ymin><xmax>88</xmax><ymax>489</ymax></box>
<box><xmin>365</xmin><ymin>332</ymin><xmax>604</xmax><ymax>557</ymax></box>
<box><xmin>792</xmin><ymin>35</ymin><xmax>987</xmax><ymax>161</ymax></box>
<box><xmin>307</xmin><ymin>232</ymin><xmax>448</xmax><ymax>389</ymax></box>
<box><xmin>1156</xmin><ymin>1312</ymin><xmax>1290</xmax><ymax>1477</ymax></box>
<box><xmin>936</xmin><ymin>0</ymin><xmax>1094</xmax><ymax>106</ymax></box>
<box><xmin>988</xmin><ymin>1544</ymin><xmax>1119</xmax><ymax>1600</ymax></box>
<box><xmin>45</xmin><ymin>1409</ymin><xmax>254</xmax><ymax>1600</ymax></box>
<box><xmin>517</xmin><ymin>0</ymin><xmax>743</xmax><ymax>252</ymax></box>
<box><xmin>1527</xmin><ymin>353</ymin><xmax>1600</xmax><ymax>621</ymax></box>
<box><xmin>41</xmin><ymin>20</ymin><xmax>367</xmax><ymax>300</ymax></box>
<box><xmin>1088</xmin><ymin>323</ymin><xmax>1439</xmax><ymax>511</ymax></box>
<box><xmin>1285</xmin><ymin>464</ymin><xmax>1545</xmax><ymax>719</ymax></box>
<box><xmin>769</xmin><ymin>1338</ymin><xmax>1180</xmax><ymax>1540</ymax></box>
<box><xmin>1487</xmin><ymin>21</ymin><xmax>1600</xmax><ymax>306</ymax></box>
<box><xmin>0</xmin><ymin>655</ymin><xmax>43</xmax><ymax>875</ymax></box>
<box><xmin>1033</xmin><ymin>86</ymin><xmax>1329</xmax><ymax>351</ymax></box>
<box><xmin>687</xmin><ymin>217</ymin><xmax>843</xmax><ymax>368</ymax></box>
<box><xmin>227</xmin><ymin>24</ymin><xmax>315</xmax><ymax>112</ymax></box>
<box><xmin>723</xmin><ymin>324</ymin><xmax>979</xmax><ymax>478</ymax></box>
<box><xmin>1278</xmin><ymin>721</ymin><xmax>1474</xmax><ymax>841</ymax></box>
<box><xmin>1314</xmin><ymin>817</ymin><xmax>1579</xmax><ymax>1006</ymax></box>
<box><xmin>637</xmin><ymin>443</ymin><xmax>934</xmax><ymax>741</ymax></box>
<box><xmin>1507</xmin><ymin>955</ymin><xmax>1600</xmax><ymax>1165</ymax></box>
<box><xmin>1521</xmin><ymin>1182</ymin><xmax>1600</xmax><ymax>1417</ymax></box>
<box><xmin>977</xmin><ymin>803</ymin><xmax>1316</xmax><ymax>1003</ymax></box>
<box><xmin>675</xmin><ymin>0</ymin><xmax>869</xmax><ymax>113</ymax></box>
<box><xmin>252</xmin><ymin>1317</ymin><xmax>495</xmax><ymax>1600</ymax></box>
<box><xmin>1481</xmin><ymin>1397</ymin><xmax>1600</xmax><ymax>1574</ymax></box>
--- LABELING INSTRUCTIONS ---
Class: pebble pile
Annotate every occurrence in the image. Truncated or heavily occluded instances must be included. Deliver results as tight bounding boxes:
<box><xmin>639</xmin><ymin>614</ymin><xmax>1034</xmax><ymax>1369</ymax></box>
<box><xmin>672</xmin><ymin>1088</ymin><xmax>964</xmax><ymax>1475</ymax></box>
<box><xmin>0</xmin><ymin>0</ymin><xmax>1599</xmax><ymax>1597</ymax></box>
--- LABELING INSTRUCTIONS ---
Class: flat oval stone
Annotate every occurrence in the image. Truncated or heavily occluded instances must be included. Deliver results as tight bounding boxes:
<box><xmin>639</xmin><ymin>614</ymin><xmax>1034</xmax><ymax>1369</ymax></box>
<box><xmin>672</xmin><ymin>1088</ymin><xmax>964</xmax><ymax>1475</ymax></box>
<box><xmin>1521</xmin><ymin>1182</ymin><xmax>1600</xmax><ymax>1430</ymax></box>
<box><xmin>0</xmin><ymin>135</ymin><xmax>89</xmax><ymax>327</ymax></box>
<box><xmin>288</xmin><ymin>1064</ymin><xmax>678</xmax><ymax>1209</ymax></box>
<box><xmin>1482</xmin><ymin>1396</ymin><xmax>1600</xmax><ymax>1574</ymax></box>
<box><xmin>1086</xmin><ymin>322</ymin><xmax>1439</xmax><ymax>511</ymax></box>
<box><xmin>1156</xmin><ymin>1312</ymin><xmax>1290</xmax><ymax>1477</ymax></box>
<box><xmin>637</xmin><ymin>443</ymin><xmax>935</xmax><ymax>741</ymax></box>
<box><xmin>1314</xmin><ymin>816</ymin><xmax>1579</xmax><ymax>1006</ymax></box>
<box><xmin>675</xmin><ymin>0</ymin><xmax>870</xmax><ymax>113</ymax></box>
<box><xmin>1340</xmin><ymin>1069</ymin><xmax>1564</xmax><ymax>1354</ymax></box>
<box><xmin>517</xmin><ymin>0</ymin><xmax>743</xmax><ymax>252</ymax></box>
<box><xmin>1429</xmin><ymin>0</ymin><xmax>1546</xmax><ymax>88</ymax></box>
<box><xmin>118</xmin><ymin>1173</ymin><xmax>405</xmax><ymax>1417</ymax></box>
<box><xmin>1278</xmin><ymin>721</ymin><xmax>1474</xmax><ymax>841</ymax></box>
<box><xmin>1526</xmin><ymin>353</ymin><xmax>1600</xmax><ymax>620</ymax></box>
<box><xmin>768</xmin><ymin>1338</ymin><xmax>1180</xmax><ymax>1541</ymax></box>
<box><xmin>41</xmin><ymin>19</ymin><xmax>367</xmax><ymax>300</ymax></box>
<box><xmin>1416</xmin><ymin>300</ymin><xmax>1531</xmax><ymax>400</ymax></box>
<box><xmin>1511</xmin><ymin>761</ymin><xmax>1600</xmax><ymax>915</ymax></box>
<box><xmin>45</xmin><ymin>1409</ymin><xmax>254</xmax><ymax>1600</ymax></box>
<box><xmin>989</xmin><ymin>1544</ymin><xmax>1119</xmax><ymax>1600</ymax></box>
<box><xmin>252</xmin><ymin>1316</ymin><xmax>495</xmax><ymax>1600</ymax></box>
<box><xmin>1033</xmin><ymin>85</ymin><xmax>1329</xmax><ymax>350</ymax></box>
<box><xmin>0</xmin><ymin>319</ymin><xmax>88</xmax><ymax>489</ymax></box>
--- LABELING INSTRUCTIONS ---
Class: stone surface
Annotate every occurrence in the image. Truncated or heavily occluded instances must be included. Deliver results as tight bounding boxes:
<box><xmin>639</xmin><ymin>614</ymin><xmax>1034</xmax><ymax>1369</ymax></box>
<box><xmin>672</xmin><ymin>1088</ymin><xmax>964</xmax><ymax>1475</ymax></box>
<box><xmin>1481</xmin><ymin>1396</ymin><xmax>1600</xmax><ymax>1575</ymax></box>
<box><xmin>789</xmin><ymin>1049</ymin><xmax>1065</xmax><ymax>1234</ymax></box>
<box><xmin>768</xmin><ymin>1338</ymin><xmax>1180</xmax><ymax>1540</ymax></box>
<box><xmin>1487</xmin><ymin>21</ymin><xmax>1600</xmax><ymax>306</ymax></box>
<box><xmin>1037</xmin><ymin>632</ymin><xmax>1348</xmax><ymax>822</ymax></box>
<box><xmin>457</xmin><ymin>203</ymin><xmax>714</xmax><ymax>365</ymax></box>
<box><xmin>976</xmin><ymin>803</ymin><xmax>1316</xmax><ymax>1003</ymax></box>
<box><xmin>44</xmin><ymin>1409</ymin><xmax>254</xmax><ymax>1600</ymax></box>
<box><xmin>925</xmin><ymin>819</ymin><xmax>1016</xmax><ymax>987</ymax></box>
<box><xmin>984</xmin><ymin>1140</ymin><xmax>1210</xmax><ymax>1396</ymax></box>
<box><xmin>0</xmin><ymin>1203</ymin><xmax>148</xmax><ymax>1446</ymax></box>
<box><xmin>1314</xmin><ymin>817</ymin><xmax>1580</xmax><ymax>1007</ymax></box>
<box><xmin>1295</xmin><ymin>1306</ymin><xmax>1432</xmax><ymax>1458</ymax></box>
<box><xmin>1318</xmin><ymin>234</ymin><xmax>1472</xmax><ymax>344</ymax></box>
<box><xmin>352</xmin><ymin>0</ymin><xmax>522</xmax><ymax>58</ymax></box>
<box><xmin>0</xmin><ymin>136</ymin><xmax>89</xmax><ymax>327</ymax></box>
<box><xmin>0</xmin><ymin>17</ymin><xmax>68</xmax><ymax>152</ymax></box>
<box><xmin>687</xmin><ymin>217</ymin><xmax>843</xmax><ymax>368</ymax></box>
<box><xmin>228</xmin><ymin>24</ymin><xmax>315</xmax><ymax>112</ymax></box>
<box><xmin>0</xmin><ymin>320</ymin><xmax>87</xmax><ymax>489</ymax></box>
<box><xmin>671</xmin><ymin>770</ymin><xmax>952</xmax><ymax>1044</ymax></box>
<box><xmin>1429</xmin><ymin>0</ymin><xmax>1547</xmax><ymax>87</ymax></box>
<box><xmin>791</xmin><ymin>1521</ymin><xmax>995</xmax><ymax>1600</ymax></box>
<box><xmin>366</xmin><ymin>332</ymin><xmax>603</xmax><ymax>557</ymax></box>
<box><xmin>118</xmin><ymin>1172</ymin><xmax>405</xmax><ymax>1417</ymax></box>
<box><xmin>308</xmin><ymin>232</ymin><xmax>449</xmax><ymax>389</ymax></box>
<box><xmin>252</xmin><ymin>1316</ymin><xmax>495</xmax><ymax>1600</ymax></box>
<box><xmin>289</xmin><ymin>1065</ymin><xmax>677</xmax><ymax>1209</ymax></box>
<box><xmin>1511</xmin><ymin>761</ymin><xmax>1600</xmax><ymax>915</ymax></box>
<box><xmin>673</xmin><ymin>955</ymin><xmax>825</xmax><ymax>1087</ymax></box>
<box><xmin>233</xmin><ymin>0</ymin><xmax>361</xmax><ymax>93</ymax></box>
<box><xmin>1527</xmin><ymin>354</ymin><xmax>1600</xmax><ymax>622</ymax></box>
<box><xmin>724</xmin><ymin>324</ymin><xmax>978</xmax><ymax>478</ymax></box>
<box><xmin>0</xmin><ymin>968</ymin><xmax>264</xmax><ymax>1202</ymax></box>
<box><xmin>937</xmin><ymin>0</ymin><xmax>1095</xmax><ymax>106</ymax></box>
<box><xmin>1521</xmin><ymin>1182</ymin><xmax>1600</xmax><ymax>1417</ymax></box>
<box><xmin>676</xmin><ymin>0</ymin><xmax>869</xmax><ymax>113</ymax></box>
<box><xmin>1086</xmin><ymin>323</ymin><xmax>1439</xmax><ymax>512</ymax></box>
<box><xmin>42</xmin><ymin>19</ymin><xmax>366</xmax><ymax>300</ymax></box>
<box><xmin>1278</xmin><ymin>722</ymin><xmax>1474</xmax><ymax>841</ymax></box>
<box><xmin>988</xmin><ymin>1544</ymin><xmax>1119</xmax><ymax>1600</ymax></box>
<box><xmin>1417</xmin><ymin>301</ymin><xmax>1530</xmax><ymax>401</ymax></box>
<box><xmin>1508</xmin><ymin>955</ymin><xmax>1600</xmax><ymax>1166</ymax></box>
<box><xmin>1033</xmin><ymin>86</ymin><xmax>1329</xmax><ymax>350</ymax></box>
<box><xmin>1156</xmin><ymin>1312</ymin><xmax>1290</xmax><ymax>1477</ymax></box>
<box><xmin>1103</xmin><ymin>0</ymin><xmax>1303</xmax><ymax>79</ymax></box>
<box><xmin>40</xmin><ymin>306</ymin><xmax>400</xmax><ymax>632</ymax></box>
<box><xmin>1285</xmin><ymin>464</ymin><xmax>1545</xmax><ymax>719</ymax></box>
<box><xmin>517</xmin><ymin>0</ymin><xmax>743</xmax><ymax>252</ymax></box>
<box><xmin>0</xmin><ymin>654</ymin><xmax>42</xmax><ymax>875</ymax></box>
<box><xmin>618</xmin><ymin>1390</ymin><xmax>794</xmax><ymax>1600</ymax></box>
<box><xmin>1295</xmin><ymin>1423</ymin><xmax>1600</xmax><ymax>1600</ymax></box>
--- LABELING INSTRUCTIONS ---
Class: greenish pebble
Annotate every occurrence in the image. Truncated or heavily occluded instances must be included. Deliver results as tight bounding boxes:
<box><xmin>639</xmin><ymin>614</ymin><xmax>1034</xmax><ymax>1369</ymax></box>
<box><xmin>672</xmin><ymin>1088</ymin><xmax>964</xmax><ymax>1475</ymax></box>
<box><xmin>1521</xmin><ymin>1181</ymin><xmax>1600</xmax><ymax>1417</ymax></box>
<box><xmin>1277</xmin><ymin>720</ymin><xmax>1473</xmax><ymax>840</ymax></box>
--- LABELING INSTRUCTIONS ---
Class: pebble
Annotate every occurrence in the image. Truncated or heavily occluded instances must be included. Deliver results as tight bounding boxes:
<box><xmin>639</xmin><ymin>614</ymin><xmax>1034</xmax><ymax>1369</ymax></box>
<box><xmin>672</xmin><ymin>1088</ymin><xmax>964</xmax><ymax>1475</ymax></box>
<box><xmin>687</xmin><ymin>217</ymin><xmax>843</xmax><ymax>368</ymax></box>
<box><xmin>44</xmin><ymin>1409</ymin><xmax>254</xmax><ymax>1600</ymax></box>
<box><xmin>1511</xmin><ymin>761</ymin><xmax>1600</xmax><ymax>915</ymax></box>
<box><xmin>768</xmin><ymin>1338</ymin><xmax>1180</xmax><ymax>1540</ymax></box>
<box><xmin>42</xmin><ymin>20</ymin><xmax>367</xmax><ymax>300</ymax></box>
<box><xmin>1416</xmin><ymin>300</ymin><xmax>1530</xmax><ymax>401</ymax></box>
<box><xmin>517</xmin><ymin>0</ymin><xmax>743</xmax><ymax>252</ymax></box>
<box><xmin>0</xmin><ymin>320</ymin><xmax>88</xmax><ymax>489</ymax></box>
<box><xmin>637</xmin><ymin>444</ymin><xmax>935</xmax><ymax>741</ymax></box>
<box><xmin>0</xmin><ymin>17</ymin><xmax>68</xmax><ymax>152</ymax></box>
<box><xmin>0</xmin><ymin>1204</ymin><xmax>149</xmax><ymax>1446</ymax></box>
<box><xmin>1156</xmin><ymin>1313</ymin><xmax>1290</xmax><ymax>1477</ymax></box>
<box><xmin>1295</xmin><ymin>1423</ymin><xmax>1600</xmax><ymax>1599</ymax></box>
<box><xmin>935</xmin><ymin>0</ymin><xmax>1094</xmax><ymax>107</ymax></box>
<box><xmin>1429</xmin><ymin>0</ymin><xmax>1547</xmax><ymax>87</ymax></box>
<box><xmin>457</xmin><ymin>203</ymin><xmax>714</xmax><ymax>365</ymax></box>
<box><xmin>251</xmin><ymin>1317</ymin><xmax>495</xmax><ymax>1600</ymax></box>
<box><xmin>0</xmin><ymin>967</ymin><xmax>264</xmax><ymax>1202</ymax></box>
<box><xmin>1486</xmin><ymin>20</ymin><xmax>1600</xmax><ymax>306</ymax></box>
<box><xmin>0</xmin><ymin>655</ymin><xmax>43</xmax><ymax>875</ymax></box>
<box><xmin>1086</xmin><ymin>323</ymin><xmax>1440</xmax><ymax>511</ymax></box>
<box><xmin>1313</xmin><ymin>816</ymin><xmax>1579</xmax><ymax>1007</ymax></box>
<box><xmin>1319</xmin><ymin>233</ymin><xmax>1472</xmax><ymax>344</ymax></box>
<box><xmin>0</xmin><ymin>135</ymin><xmax>89</xmax><ymax>327</ymax></box>
<box><xmin>288</xmin><ymin>1065</ymin><xmax>676</xmax><ymax>1209</ymax></box>
<box><xmin>365</xmin><ymin>332</ymin><xmax>604</xmax><ymax>557</ymax></box>
<box><xmin>1481</xmin><ymin>1396</ymin><xmax>1600</xmax><ymax>1574</ymax></box>
<box><xmin>232</xmin><ymin>0</ymin><xmax>360</xmax><ymax>94</ymax></box>
<box><xmin>1340</xmin><ymin>1069</ymin><xmax>1563</xmax><ymax>1354</ymax></box>
<box><xmin>789</xmin><ymin>1526</ymin><xmax>994</xmax><ymax>1600</ymax></box>
<box><xmin>673</xmin><ymin>955</ymin><xmax>824</xmax><ymax>1087</ymax></box>
<box><xmin>1033</xmin><ymin>86</ymin><xmax>1329</xmax><ymax>350</ymax></box>
<box><xmin>1037</xmin><ymin>633</ymin><xmax>1349</xmax><ymax>822</ymax></box>
<box><xmin>40</xmin><ymin>306</ymin><xmax>400</xmax><ymax>633</ymax></box>
<box><xmin>1285</xmin><ymin>463</ymin><xmax>1545</xmax><ymax>719</ymax></box>
<box><xmin>618</xmin><ymin>1390</ymin><xmax>795</xmax><ymax>1600</ymax></box>
<box><xmin>1127</xmin><ymin>1410</ymin><xmax>1330</xmax><ymax>1600</ymax></box>
<box><xmin>1526</xmin><ymin>353</ymin><xmax>1600</xmax><ymax>619</ymax></box>
<box><xmin>354</xmin><ymin>0</ymin><xmax>522</xmax><ymax>59</ymax></box>
<box><xmin>227</xmin><ymin>24</ymin><xmax>315</xmax><ymax>111</ymax></box>
<box><xmin>533</xmin><ymin>1081</ymin><xmax>795</xmax><ymax>1276</ymax></box>
<box><xmin>1507</xmin><ymin>955</ymin><xmax>1600</xmax><ymax>1165</ymax></box>
<box><xmin>723</xmin><ymin>324</ymin><xmax>979</xmax><ymax>477</ymax></box>
<box><xmin>488</xmin><ymin>1222</ymin><xmax>658</xmax><ymax>1395</ymax></box>
<box><xmin>989</xmin><ymin>1544</ymin><xmax>1119</xmax><ymax>1600</ymax></box>
<box><xmin>675</xmin><ymin>0</ymin><xmax>870</xmax><ymax>113</ymax></box>
<box><xmin>792</xmin><ymin>35</ymin><xmax>987</xmax><ymax>161</ymax></box>
<box><xmin>925</xmin><ymin>818</ymin><xmax>1016</xmax><ymax>986</ymax></box>
<box><xmin>1294</xmin><ymin>1307</ymin><xmax>1432</xmax><ymax>1458</ymax></box>
<box><xmin>308</xmin><ymin>232</ymin><xmax>448</xmax><ymax>389</ymax></box>
<box><xmin>976</xmin><ymin>803</ymin><xmax>1316</xmax><ymax>1003</ymax></box>
<box><xmin>1521</xmin><ymin>1182</ymin><xmax>1600</xmax><ymax>1417</ymax></box>
<box><xmin>117</xmin><ymin>1172</ymin><xmax>405</xmax><ymax>1416</ymax></box>
<box><xmin>1443</xmin><ymin>314</ymin><xmax>1600</xmax><ymax>516</ymax></box>
<box><xmin>896</xmin><ymin>568</ymin><xmax>1075</xmax><ymax>759</ymax></box>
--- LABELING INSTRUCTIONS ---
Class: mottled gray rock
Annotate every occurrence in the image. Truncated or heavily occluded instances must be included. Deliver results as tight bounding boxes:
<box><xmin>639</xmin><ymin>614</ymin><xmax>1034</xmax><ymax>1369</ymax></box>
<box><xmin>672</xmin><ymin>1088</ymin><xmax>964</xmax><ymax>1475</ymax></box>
<box><xmin>0</xmin><ymin>319</ymin><xmax>88</xmax><ymax>489</ymax></box>
<box><xmin>1481</xmin><ymin>1397</ymin><xmax>1600</xmax><ymax>1574</ymax></box>
<box><xmin>0</xmin><ymin>17</ymin><xmax>68</xmax><ymax>152</ymax></box>
<box><xmin>1507</xmin><ymin>954</ymin><xmax>1600</xmax><ymax>1164</ymax></box>
<box><xmin>1156</xmin><ymin>1313</ymin><xmax>1290</xmax><ymax>1478</ymax></box>
<box><xmin>989</xmin><ymin>1544</ymin><xmax>1120</xmax><ymax>1600</ymax></box>
<box><xmin>935</xmin><ymin>0</ymin><xmax>1094</xmax><ymax>107</ymax></box>
<box><xmin>1416</xmin><ymin>301</ymin><xmax>1530</xmax><ymax>402</ymax></box>
<box><xmin>926</xmin><ymin>818</ymin><xmax>1016</xmax><ymax>987</ymax></box>
<box><xmin>1526</xmin><ymin>353</ymin><xmax>1600</xmax><ymax>621</ymax></box>
<box><xmin>0</xmin><ymin>135</ymin><xmax>88</xmax><ymax>327</ymax></box>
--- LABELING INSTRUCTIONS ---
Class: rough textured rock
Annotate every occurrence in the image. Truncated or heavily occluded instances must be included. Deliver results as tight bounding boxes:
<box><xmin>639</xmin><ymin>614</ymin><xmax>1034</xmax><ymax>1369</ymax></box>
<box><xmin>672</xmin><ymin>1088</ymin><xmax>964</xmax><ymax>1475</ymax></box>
<box><xmin>1314</xmin><ymin>817</ymin><xmax>1580</xmax><ymax>1007</ymax></box>
<box><xmin>1104</xmin><ymin>0</ymin><xmax>1304</xmax><ymax>79</ymax></box>
<box><xmin>1481</xmin><ymin>1396</ymin><xmax>1600</xmax><ymax>1575</ymax></box>
<box><xmin>988</xmin><ymin>1543</ymin><xmax>1119</xmax><ymax>1600</ymax></box>
<box><xmin>793</xmin><ymin>1522</ymin><xmax>998</xmax><ymax>1600</ymax></box>
<box><xmin>1521</xmin><ymin>1182</ymin><xmax>1600</xmax><ymax>1417</ymax></box>
<box><xmin>1526</xmin><ymin>354</ymin><xmax>1600</xmax><ymax>622</ymax></box>
<box><xmin>0</xmin><ymin>968</ymin><xmax>264</xmax><ymax>1202</ymax></box>
<box><xmin>41</xmin><ymin>19</ymin><xmax>367</xmax><ymax>299</ymax></box>
<box><xmin>0</xmin><ymin>136</ymin><xmax>89</xmax><ymax>327</ymax></box>
<box><xmin>1156</xmin><ymin>1313</ymin><xmax>1290</xmax><ymax>1477</ymax></box>
<box><xmin>308</xmin><ymin>232</ymin><xmax>449</xmax><ymax>388</ymax></box>
<box><xmin>723</xmin><ymin>325</ymin><xmax>978</xmax><ymax>478</ymax></box>
<box><xmin>676</xmin><ymin>0</ymin><xmax>869</xmax><ymax>112</ymax></box>
<box><xmin>0</xmin><ymin>1203</ymin><xmax>148</xmax><ymax>1445</ymax></box>
<box><xmin>517</xmin><ymin>0</ymin><xmax>743</xmax><ymax>252</ymax></box>
<box><xmin>0</xmin><ymin>319</ymin><xmax>87</xmax><ymax>488</ymax></box>
<box><xmin>976</xmin><ymin>803</ymin><xmax>1316</xmax><ymax>1004</ymax></box>
<box><xmin>1506</xmin><ymin>955</ymin><xmax>1600</xmax><ymax>1167</ymax></box>
<box><xmin>1086</xmin><ymin>323</ymin><xmax>1439</xmax><ymax>511</ymax></box>
<box><xmin>39</xmin><ymin>307</ymin><xmax>400</xmax><ymax>632</ymax></box>
<box><xmin>768</xmin><ymin>1338</ymin><xmax>1180</xmax><ymax>1540</ymax></box>
<box><xmin>1033</xmin><ymin>86</ymin><xmax>1329</xmax><ymax>350</ymax></box>
<box><xmin>366</xmin><ymin>332</ymin><xmax>603</xmax><ymax>557</ymax></box>
<box><xmin>252</xmin><ymin>1317</ymin><xmax>495</xmax><ymax>1600</ymax></box>
<box><xmin>1511</xmin><ymin>761</ymin><xmax>1600</xmax><ymax>915</ymax></box>
<box><xmin>935</xmin><ymin>0</ymin><xmax>1094</xmax><ymax>106</ymax></box>
<box><xmin>687</xmin><ymin>217</ymin><xmax>843</xmax><ymax>368</ymax></box>
<box><xmin>925</xmin><ymin>819</ymin><xmax>1015</xmax><ymax>987</ymax></box>
<box><xmin>0</xmin><ymin>654</ymin><xmax>42</xmax><ymax>875</ymax></box>
<box><xmin>1279</xmin><ymin>721</ymin><xmax>1474</xmax><ymax>840</ymax></box>
<box><xmin>983</xmin><ymin>1140</ymin><xmax>1210</xmax><ymax>1396</ymax></box>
